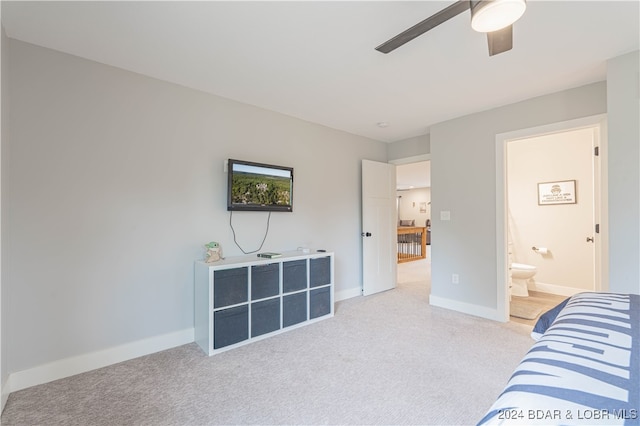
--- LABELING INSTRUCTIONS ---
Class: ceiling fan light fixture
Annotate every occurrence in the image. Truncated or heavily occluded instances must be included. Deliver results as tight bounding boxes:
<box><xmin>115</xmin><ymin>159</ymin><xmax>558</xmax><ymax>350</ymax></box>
<box><xmin>470</xmin><ymin>0</ymin><xmax>526</xmax><ymax>33</ymax></box>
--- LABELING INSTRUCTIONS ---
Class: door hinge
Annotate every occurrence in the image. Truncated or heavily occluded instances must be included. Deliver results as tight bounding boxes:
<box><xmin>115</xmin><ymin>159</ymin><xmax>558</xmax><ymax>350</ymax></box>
<box><xmin>595</xmin><ymin>223</ymin><xmax>600</xmax><ymax>234</ymax></box>
<box><xmin>594</xmin><ymin>146</ymin><xmax>599</xmax><ymax>156</ymax></box>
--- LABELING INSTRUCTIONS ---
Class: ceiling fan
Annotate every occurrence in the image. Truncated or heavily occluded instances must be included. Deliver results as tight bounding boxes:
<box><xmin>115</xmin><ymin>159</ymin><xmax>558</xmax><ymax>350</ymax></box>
<box><xmin>375</xmin><ymin>0</ymin><xmax>527</xmax><ymax>57</ymax></box>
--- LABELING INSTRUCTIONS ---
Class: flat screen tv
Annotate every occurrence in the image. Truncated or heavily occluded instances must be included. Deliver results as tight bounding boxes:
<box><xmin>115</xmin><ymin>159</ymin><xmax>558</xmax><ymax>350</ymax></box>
<box><xmin>227</xmin><ymin>159</ymin><xmax>294</xmax><ymax>212</ymax></box>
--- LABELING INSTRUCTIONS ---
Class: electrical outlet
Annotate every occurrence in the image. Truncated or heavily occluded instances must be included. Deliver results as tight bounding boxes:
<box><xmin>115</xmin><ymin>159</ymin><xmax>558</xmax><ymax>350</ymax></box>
<box><xmin>441</xmin><ymin>210</ymin><xmax>451</xmax><ymax>221</ymax></box>
<box><xmin>452</xmin><ymin>273</ymin><xmax>459</xmax><ymax>284</ymax></box>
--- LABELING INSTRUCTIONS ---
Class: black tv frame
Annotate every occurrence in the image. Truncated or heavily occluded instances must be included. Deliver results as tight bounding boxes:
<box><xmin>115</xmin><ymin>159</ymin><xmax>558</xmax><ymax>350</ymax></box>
<box><xmin>227</xmin><ymin>159</ymin><xmax>294</xmax><ymax>212</ymax></box>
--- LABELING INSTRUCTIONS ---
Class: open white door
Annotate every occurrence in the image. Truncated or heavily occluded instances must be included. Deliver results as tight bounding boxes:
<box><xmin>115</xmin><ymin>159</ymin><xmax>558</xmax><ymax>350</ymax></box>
<box><xmin>362</xmin><ymin>160</ymin><xmax>397</xmax><ymax>296</ymax></box>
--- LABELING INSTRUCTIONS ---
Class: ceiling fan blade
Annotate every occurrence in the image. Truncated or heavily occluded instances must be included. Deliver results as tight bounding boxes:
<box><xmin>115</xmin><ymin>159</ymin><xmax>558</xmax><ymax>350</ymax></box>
<box><xmin>486</xmin><ymin>25</ymin><xmax>513</xmax><ymax>56</ymax></box>
<box><xmin>375</xmin><ymin>1</ymin><xmax>470</xmax><ymax>54</ymax></box>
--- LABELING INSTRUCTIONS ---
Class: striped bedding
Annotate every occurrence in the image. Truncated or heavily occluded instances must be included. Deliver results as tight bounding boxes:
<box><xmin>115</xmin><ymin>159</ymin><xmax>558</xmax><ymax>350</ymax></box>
<box><xmin>479</xmin><ymin>292</ymin><xmax>639</xmax><ymax>425</ymax></box>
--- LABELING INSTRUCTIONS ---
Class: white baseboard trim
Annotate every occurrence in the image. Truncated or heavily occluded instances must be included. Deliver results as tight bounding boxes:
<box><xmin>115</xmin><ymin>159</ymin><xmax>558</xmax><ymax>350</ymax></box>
<box><xmin>9</xmin><ymin>327</ymin><xmax>194</xmax><ymax>393</ymax></box>
<box><xmin>429</xmin><ymin>294</ymin><xmax>504</xmax><ymax>322</ymax></box>
<box><xmin>530</xmin><ymin>281</ymin><xmax>586</xmax><ymax>297</ymax></box>
<box><xmin>335</xmin><ymin>287</ymin><xmax>361</xmax><ymax>302</ymax></box>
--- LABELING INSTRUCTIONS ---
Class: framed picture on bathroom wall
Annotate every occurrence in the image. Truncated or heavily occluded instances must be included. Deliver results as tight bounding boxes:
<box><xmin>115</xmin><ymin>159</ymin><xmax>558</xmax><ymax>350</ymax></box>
<box><xmin>537</xmin><ymin>180</ymin><xmax>577</xmax><ymax>205</ymax></box>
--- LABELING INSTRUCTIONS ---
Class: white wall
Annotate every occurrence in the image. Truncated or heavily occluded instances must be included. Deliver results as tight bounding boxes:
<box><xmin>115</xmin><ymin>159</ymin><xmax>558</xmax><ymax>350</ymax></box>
<box><xmin>507</xmin><ymin>128</ymin><xmax>596</xmax><ymax>295</ymax></box>
<box><xmin>607</xmin><ymin>51</ymin><xmax>640</xmax><ymax>294</ymax></box>
<box><xmin>397</xmin><ymin>188</ymin><xmax>431</xmax><ymax>226</ymax></box>
<box><xmin>429</xmin><ymin>81</ymin><xmax>608</xmax><ymax>317</ymax></box>
<box><xmin>5</xmin><ymin>39</ymin><xmax>387</xmax><ymax>386</ymax></box>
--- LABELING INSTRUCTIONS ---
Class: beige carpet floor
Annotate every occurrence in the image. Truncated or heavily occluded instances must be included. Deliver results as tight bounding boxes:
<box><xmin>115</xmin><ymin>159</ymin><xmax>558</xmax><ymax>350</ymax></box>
<box><xmin>2</xmin><ymin>257</ymin><xmax>535</xmax><ymax>425</ymax></box>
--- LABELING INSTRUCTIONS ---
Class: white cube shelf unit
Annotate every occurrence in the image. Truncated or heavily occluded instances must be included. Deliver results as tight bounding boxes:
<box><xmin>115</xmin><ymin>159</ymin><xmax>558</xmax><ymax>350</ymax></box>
<box><xmin>194</xmin><ymin>250</ymin><xmax>334</xmax><ymax>355</ymax></box>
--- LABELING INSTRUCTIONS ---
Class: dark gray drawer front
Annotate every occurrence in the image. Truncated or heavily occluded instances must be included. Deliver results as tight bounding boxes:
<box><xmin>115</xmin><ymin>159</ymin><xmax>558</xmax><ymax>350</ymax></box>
<box><xmin>214</xmin><ymin>305</ymin><xmax>248</xmax><ymax>349</ymax></box>
<box><xmin>310</xmin><ymin>287</ymin><xmax>331</xmax><ymax>319</ymax></box>
<box><xmin>251</xmin><ymin>263</ymin><xmax>279</xmax><ymax>300</ymax></box>
<box><xmin>310</xmin><ymin>257</ymin><xmax>331</xmax><ymax>287</ymax></box>
<box><xmin>214</xmin><ymin>267</ymin><xmax>248</xmax><ymax>308</ymax></box>
<box><xmin>283</xmin><ymin>260</ymin><xmax>307</xmax><ymax>293</ymax></box>
<box><xmin>251</xmin><ymin>298</ymin><xmax>280</xmax><ymax>337</ymax></box>
<box><xmin>283</xmin><ymin>292</ymin><xmax>307</xmax><ymax>327</ymax></box>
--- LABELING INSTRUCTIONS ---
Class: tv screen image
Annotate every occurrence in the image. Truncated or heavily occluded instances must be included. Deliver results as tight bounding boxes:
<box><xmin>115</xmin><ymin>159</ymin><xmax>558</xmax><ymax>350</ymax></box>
<box><xmin>227</xmin><ymin>159</ymin><xmax>294</xmax><ymax>212</ymax></box>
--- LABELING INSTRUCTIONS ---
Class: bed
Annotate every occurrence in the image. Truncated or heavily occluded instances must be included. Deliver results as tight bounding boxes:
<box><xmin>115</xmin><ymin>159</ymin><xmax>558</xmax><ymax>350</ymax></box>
<box><xmin>479</xmin><ymin>292</ymin><xmax>639</xmax><ymax>425</ymax></box>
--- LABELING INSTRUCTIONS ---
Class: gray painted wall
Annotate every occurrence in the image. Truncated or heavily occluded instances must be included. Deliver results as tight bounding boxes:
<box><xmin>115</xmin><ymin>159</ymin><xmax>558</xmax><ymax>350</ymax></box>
<box><xmin>430</xmin><ymin>82</ymin><xmax>608</xmax><ymax>310</ymax></box>
<box><xmin>5</xmin><ymin>39</ymin><xmax>386</xmax><ymax>373</ymax></box>
<box><xmin>4</xmin><ymin>34</ymin><xmax>638</xmax><ymax>387</ymax></box>
<box><xmin>387</xmin><ymin>133</ymin><xmax>430</xmax><ymax>161</ymax></box>
<box><xmin>607</xmin><ymin>50</ymin><xmax>640</xmax><ymax>294</ymax></box>
<box><xmin>1</xmin><ymin>23</ymin><xmax>8</xmax><ymax>405</ymax></box>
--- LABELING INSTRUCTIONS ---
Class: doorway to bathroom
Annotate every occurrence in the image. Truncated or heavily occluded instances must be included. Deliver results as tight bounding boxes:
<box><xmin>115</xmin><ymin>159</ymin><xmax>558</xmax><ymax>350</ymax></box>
<box><xmin>495</xmin><ymin>115</ymin><xmax>607</xmax><ymax>322</ymax></box>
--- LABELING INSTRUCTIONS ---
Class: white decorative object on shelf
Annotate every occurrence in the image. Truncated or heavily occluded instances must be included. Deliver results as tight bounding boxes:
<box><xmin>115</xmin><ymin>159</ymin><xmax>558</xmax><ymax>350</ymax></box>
<box><xmin>194</xmin><ymin>250</ymin><xmax>334</xmax><ymax>356</ymax></box>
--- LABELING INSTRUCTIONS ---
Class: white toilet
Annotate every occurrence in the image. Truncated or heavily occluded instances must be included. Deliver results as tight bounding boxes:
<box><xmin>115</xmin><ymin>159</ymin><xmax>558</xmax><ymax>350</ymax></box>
<box><xmin>510</xmin><ymin>262</ymin><xmax>537</xmax><ymax>297</ymax></box>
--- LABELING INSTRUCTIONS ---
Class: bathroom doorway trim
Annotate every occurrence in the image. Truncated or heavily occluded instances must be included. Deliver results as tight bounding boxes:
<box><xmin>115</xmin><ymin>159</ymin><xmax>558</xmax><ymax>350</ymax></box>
<box><xmin>494</xmin><ymin>114</ymin><xmax>608</xmax><ymax>322</ymax></box>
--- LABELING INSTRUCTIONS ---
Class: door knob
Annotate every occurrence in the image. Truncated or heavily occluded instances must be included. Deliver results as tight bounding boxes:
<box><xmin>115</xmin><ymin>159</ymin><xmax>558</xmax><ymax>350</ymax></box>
<box><xmin>586</xmin><ymin>236</ymin><xmax>594</xmax><ymax>243</ymax></box>
<box><xmin>361</xmin><ymin>232</ymin><xmax>372</xmax><ymax>237</ymax></box>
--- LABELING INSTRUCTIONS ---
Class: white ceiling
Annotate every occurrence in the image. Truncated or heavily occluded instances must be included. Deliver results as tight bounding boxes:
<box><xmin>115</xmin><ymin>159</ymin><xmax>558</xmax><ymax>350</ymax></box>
<box><xmin>2</xmin><ymin>1</ymin><xmax>639</xmax><ymax>143</ymax></box>
<box><xmin>396</xmin><ymin>161</ymin><xmax>431</xmax><ymax>190</ymax></box>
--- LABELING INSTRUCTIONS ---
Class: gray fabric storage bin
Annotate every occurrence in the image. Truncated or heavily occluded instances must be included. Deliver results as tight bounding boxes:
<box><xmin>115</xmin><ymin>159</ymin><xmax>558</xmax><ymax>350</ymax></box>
<box><xmin>310</xmin><ymin>257</ymin><xmax>331</xmax><ymax>287</ymax></box>
<box><xmin>283</xmin><ymin>260</ymin><xmax>307</xmax><ymax>293</ymax></box>
<box><xmin>283</xmin><ymin>292</ymin><xmax>307</xmax><ymax>327</ymax></box>
<box><xmin>310</xmin><ymin>287</ymin><xmax>331</xmax><ymax>319</ymax></box>
<box><xmin>251</xmin><ymin>263</ymin><xmax>279</xmax><ymax>300</ymax></box>
<box><xmin>214</xmin><ymin>305</ymin><xmax>249</xmax><ymax>349</ymax></box>
<box><xmin>214</xmin><ymin>267</ymin><xmax>248</xmax><ymax>308</ymax></box>
<box><xmin>251</xmin><ymin>297</ymin><xmax>280</xmax><ymax>337</ymax></box>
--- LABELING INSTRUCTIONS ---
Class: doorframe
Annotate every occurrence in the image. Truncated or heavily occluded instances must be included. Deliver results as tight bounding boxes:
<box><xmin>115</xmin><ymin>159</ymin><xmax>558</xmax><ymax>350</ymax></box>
<box><xmin>389</xmin><ymin>154</ymin><xmax>431</xmax><ymax>166</ymax></box>
<box><xmin>495</xmin><ymin>114</ymin><xmax>608</xmax><ymax>322</ymax></box>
